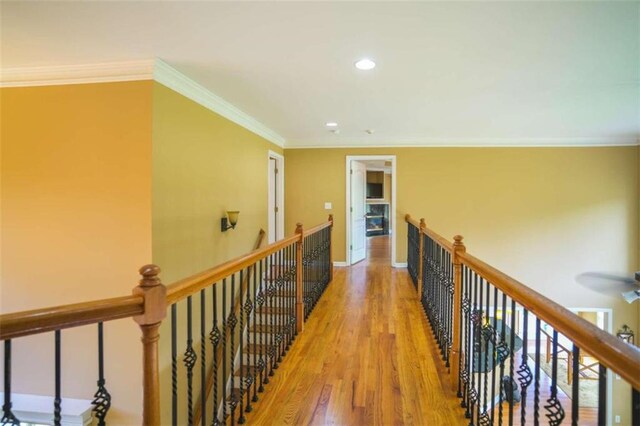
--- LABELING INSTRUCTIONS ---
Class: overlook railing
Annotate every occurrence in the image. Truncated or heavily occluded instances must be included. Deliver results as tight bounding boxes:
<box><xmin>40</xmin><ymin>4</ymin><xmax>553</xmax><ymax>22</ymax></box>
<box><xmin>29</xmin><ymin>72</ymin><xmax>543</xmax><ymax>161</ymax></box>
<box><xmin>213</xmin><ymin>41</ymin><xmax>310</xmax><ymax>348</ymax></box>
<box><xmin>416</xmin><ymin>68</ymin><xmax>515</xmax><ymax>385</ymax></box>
<box><xmin>406</xmin><ymin>214</ymin><xmax>640</xmax><ymax>426</ymax></box>
<box><xmin>0</xmin><ymin>216</ymin><xmax>334</xmax><ymax>425</ymax></box>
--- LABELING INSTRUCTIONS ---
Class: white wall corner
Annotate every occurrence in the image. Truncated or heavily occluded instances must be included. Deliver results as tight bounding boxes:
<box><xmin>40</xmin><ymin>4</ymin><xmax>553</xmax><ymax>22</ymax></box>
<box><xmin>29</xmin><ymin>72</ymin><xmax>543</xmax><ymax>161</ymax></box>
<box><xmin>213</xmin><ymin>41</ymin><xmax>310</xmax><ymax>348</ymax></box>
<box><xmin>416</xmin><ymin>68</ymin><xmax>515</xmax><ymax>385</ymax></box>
<box><xmin>153</xmin><ymin>58</ymin><xmax>285</xmax><ymax>147</ymax></box>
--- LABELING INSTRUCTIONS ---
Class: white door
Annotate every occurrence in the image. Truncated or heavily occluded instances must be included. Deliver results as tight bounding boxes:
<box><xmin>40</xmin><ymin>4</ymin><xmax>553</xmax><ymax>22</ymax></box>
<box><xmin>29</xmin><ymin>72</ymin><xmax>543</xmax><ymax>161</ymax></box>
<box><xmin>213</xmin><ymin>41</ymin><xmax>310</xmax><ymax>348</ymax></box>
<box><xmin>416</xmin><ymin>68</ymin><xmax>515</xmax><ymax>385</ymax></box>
<box><xmin>268</xmin><ymin>156</ymin><xmax>282</xmax><ymax>243</ymax></box>
<box><xmin>350</xmin><ymin>161</ymin><xmax>367</xmax><ymax>264</ymax></box>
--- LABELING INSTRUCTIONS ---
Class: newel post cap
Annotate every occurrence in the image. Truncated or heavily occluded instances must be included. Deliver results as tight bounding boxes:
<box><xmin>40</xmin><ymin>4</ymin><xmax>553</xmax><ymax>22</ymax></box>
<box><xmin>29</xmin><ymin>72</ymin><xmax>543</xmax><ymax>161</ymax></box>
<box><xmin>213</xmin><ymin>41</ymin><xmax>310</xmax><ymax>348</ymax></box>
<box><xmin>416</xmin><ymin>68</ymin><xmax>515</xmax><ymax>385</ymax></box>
<box><xmin>453</xmin><ymin>235</ymin><xmax>466</xmax><ymax>252</ymax></box>
<box><xmin>419</xmin><ymin>218</ymin><xmax>426</xmax><ymax>229</ymax></box>
<box><xmin>134</xmin><ymin>264</ymin><xmax>167</xmax><ymax>325</ymax></box>
<box><xmin>295</xmin><ymin>223</ymin><xmax>303</xmax><ymax>234</ymax></box>
<box><xmin>328</xmin><ymin>214</ymin><xmax>334</xmax><ymax>226</ymax></box>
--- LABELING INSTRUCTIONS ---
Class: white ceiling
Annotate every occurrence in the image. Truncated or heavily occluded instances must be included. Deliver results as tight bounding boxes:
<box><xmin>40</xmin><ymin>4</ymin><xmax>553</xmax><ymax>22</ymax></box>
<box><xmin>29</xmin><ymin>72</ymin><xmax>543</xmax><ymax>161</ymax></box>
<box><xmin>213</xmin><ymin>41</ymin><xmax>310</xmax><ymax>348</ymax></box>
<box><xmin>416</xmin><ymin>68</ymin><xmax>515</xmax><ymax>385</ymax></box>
<box><xmin>1</xmin><ymin>1</ymin><xmax>638</xmax><ymax>148</ymax></box>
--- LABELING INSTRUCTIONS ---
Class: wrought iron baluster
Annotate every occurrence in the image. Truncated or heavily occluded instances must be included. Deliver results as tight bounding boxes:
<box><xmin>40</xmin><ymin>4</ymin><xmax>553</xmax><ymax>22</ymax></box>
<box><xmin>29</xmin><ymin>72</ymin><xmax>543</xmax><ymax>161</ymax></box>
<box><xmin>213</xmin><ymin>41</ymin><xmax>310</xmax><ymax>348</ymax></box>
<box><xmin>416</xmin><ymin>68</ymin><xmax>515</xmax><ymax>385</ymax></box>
<box><xmin>211</xmin><ymin>286</ymin><xmax>220</xmax><ymax>425</ymax></box>
<box><xmin>469</xmin><ymin>270</ymin><xmax>479</xmax><ymax>426</ymax></box>
<box><xmin>171</xmin><ymin>304</ymin><xmax>178</xmax><ymax>426</ymax></box>
<box><xmin>200</xmin><ymin>289</ymin><xmax>207</xmax><ymax>426</ymax></box>
<box><xmin>276</xmin><ymin>249</ymin><xmax>283</xmax><ymax>365</ymax></box>
<box><xmin>462</xmin><ymin>265</ymin><xmax>471</xmax><ymax>418</ymax></box>
<box><xmin>252</xmin><ymin>259</ymin><xmax>260</xmax><ymax>402</ymax></box>
<box><xmin>2</xmin><ymin>340</ymin><xmax>19</xmax><ymax>426</ymax></box>
<box><xmin>479</xmin><ymin>278</ymin><xmax>489</xmax><ymax>426</ymax></box>
<box><xmin>92</xmin><ymin>322</ymin><xmax>111</xmax><ymax>426</ymax></box>
<box><xmin>517</xmin><ymin>310</ymin><xmax>532</xmax><ymax>426</ymax></box>
<box><xmin>222</xmin><ymin>278</ymin><xmax>228</xmax><ymax>422</ymax></box>
<box><xmin>491</xmin><ymin>287</ymin><xmax>498</xmax><ymax>426</ymax></box>
<box><xmin>268</xmin><ymin>253</ymin><xmax>276</xmax><ymax>377</ymax></box>
<box><xmin>245</xmin><ymin>265</ymin><xmax>254</xmax><ymax>413</ymax></box>
<box><xmin>238</xmin><ymin>270</ymin><xmax>246</xmax><ymax>425</ymax></box>
<box><xmin>597</xmin><ymin>364</ymin><xmax>607</xmax><ymax>426</ymax></box>
<box><xmin>632</xmin><ymin>388</ymin><xmax>639</xmax><ymax>426</ymax></box>
<box><xmin>184</xmin><ymin>295</ymin><xmax>197</xmax><ymax>425</ymax></box>
<box><xmin>571</xmin><ymin>344</ymin><xmax>580</xmax><ymax>426</ymax></box>
<box><xmin>258</xmin><ymin>259</ymin><xmax>266</xmax><ymax>390</ymax></box>
<box><xmin>229</xmin><ymin>274</ymin><xmax>238</xmax><ymax>425</ymax></box>
<box><xmin>533</xmin><ymin>317</ymin><xmax>541</xmax><ymax>426</ymax></box>
<box><xmin>544</xmin><ymin>329</ymin><xmax>565</xmax><ymax>425</ymax></box>
<box><xmin>54</xmin><ymin>330</ymin><xmax>61</xmax><ymax>426</ymax></box>
<box><xmin>508</xmin><ymin>298</ymin><xmax>516</xmax><ymax>426</ymax></box>
<box><xmin>498</xmin><ymin>291</ymin><xmax>507</xmax><ymax>425</ymax></box>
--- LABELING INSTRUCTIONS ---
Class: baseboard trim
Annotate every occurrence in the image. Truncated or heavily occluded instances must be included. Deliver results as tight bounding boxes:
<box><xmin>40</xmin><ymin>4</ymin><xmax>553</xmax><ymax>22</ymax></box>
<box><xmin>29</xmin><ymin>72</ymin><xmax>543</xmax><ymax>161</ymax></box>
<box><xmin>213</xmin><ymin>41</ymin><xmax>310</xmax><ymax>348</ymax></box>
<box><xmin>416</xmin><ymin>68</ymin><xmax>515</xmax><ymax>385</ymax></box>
<box><xmin>333</xmin><ymin>261</ymin><xmax>348</xmax><ymax>267</ymax></box>
<box><xmin>393</xmin><ymin>262</ymin><xmax>408</xmax><ymax>268</ymax></box>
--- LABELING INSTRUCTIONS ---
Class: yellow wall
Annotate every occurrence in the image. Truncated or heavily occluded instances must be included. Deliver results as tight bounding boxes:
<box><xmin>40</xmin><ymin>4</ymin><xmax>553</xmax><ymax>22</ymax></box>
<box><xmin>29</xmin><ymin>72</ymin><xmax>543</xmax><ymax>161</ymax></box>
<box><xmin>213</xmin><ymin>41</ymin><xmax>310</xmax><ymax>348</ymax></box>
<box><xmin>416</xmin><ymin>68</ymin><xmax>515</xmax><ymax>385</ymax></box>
<box><xmin>151</xmin><ymin>82</ymin><xmax>283</xmax><ymax>421</ymax></box>
<box><xmin>0</xmin><ymin>82</ymin><xmax>154</xmax><ymax>424</ymax></box>
<box><xmin>285</xmin><ymin>146</ymin><xmax>638</xmax><ymax>311</ymax></box>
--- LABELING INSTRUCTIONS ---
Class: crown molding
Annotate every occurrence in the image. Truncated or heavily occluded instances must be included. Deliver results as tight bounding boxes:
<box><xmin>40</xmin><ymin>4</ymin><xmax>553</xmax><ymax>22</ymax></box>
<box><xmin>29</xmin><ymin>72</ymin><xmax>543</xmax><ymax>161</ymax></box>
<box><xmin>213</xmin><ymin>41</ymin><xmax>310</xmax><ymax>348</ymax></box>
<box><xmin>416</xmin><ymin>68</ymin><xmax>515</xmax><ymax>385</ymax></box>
<box><xmin>0</xmin><ymin>58</ymin><xmax>286</xmax><ymax>147</ymax></box>
<box><xmin>153</xmin><ymin>59</ymin><xmax>285</xmax><ymax>147</ymax></box>
<box><xmin>284</xmin><ymin>137</ymin><xmax>640</xmax><ymax>149</ymax></box>
<box><xmin>0</xmin><ymin>60</ymin><xmax>155</xmax><ymax>88</ymax></box>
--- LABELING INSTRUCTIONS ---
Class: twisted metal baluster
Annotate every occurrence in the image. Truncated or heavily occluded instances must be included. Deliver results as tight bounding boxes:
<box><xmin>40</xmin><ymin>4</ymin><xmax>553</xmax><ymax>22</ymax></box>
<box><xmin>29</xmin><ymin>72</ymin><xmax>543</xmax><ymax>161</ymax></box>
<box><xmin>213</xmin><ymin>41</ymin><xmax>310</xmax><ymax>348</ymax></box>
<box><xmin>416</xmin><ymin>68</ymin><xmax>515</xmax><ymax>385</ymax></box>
<box><xmin>517</xmin><ymin>310</ymin><xmax>532</xmax><ymax>425</ymax></box>
<box><xmin>54</xmin><ymin>330</ymin><xmax>61</xmax><ymax>426</ymax></box>
<box><xmin>245</xmin><ymin>266</ymin><xmax>255</xmax><ymax>413</ymax></box>
<box><xmin>461</xmin><ymin>265</ymin><xmax>471</xmax><ymax>417</ymax></box>
<box><xmin>222</xmin><ymin>279</ymin><xmax>228</xmax><ymax>422</ymax></box>
<box><xmin>478</xmin><ymin>278</ymin><xmax>490</xmax><ymax>426</ymax></box>
<box><xmin>252</xmin><ymin>259</ymin><xmax>260</xmax><ymax>401</ymax></box>
<box><xmin>544</xmin><ymin>329</ymin><xmax>565</xmax><ymax>425</ymax></box>
<box><xmin>1</xmin><ymin>340</ymin><xmax>20</xmax><ymax>426</ymax></box>
<box><xmin>229</xmin><ymin>274</ymin><xmax>238</xmax><ymax>425</ymax></box>
<box><xmin>267</xmin><ymin>254</ymin><xmax>276</xmax><ymax>377</ymax></box>
<box><xmin>210</xmin><ymin>286</ymin><xmax>220</xmax><ymax>426</ymax></box>
<box><xmin>171</xmin><ymin>305</ymin><xmax>178</xmax><ymax>426</ymax></box>
<box><xmin>238</xmin><ymin>270</ymin><xmax>246</xmax><ymax>425</ymax></box>
<box><xmin>184</xmin><ymin>296</ymin><xmax>197</xmax><ymax>425</ymax></box>
<box><xmin>92</xmin><ymin>323</ymin><xmax>111</xmax><ymax>426</ymax></box>
<box><xmin>258</xmin><ymin>259</ymin><xmax>266</xmax><ymax>390</ymax></box>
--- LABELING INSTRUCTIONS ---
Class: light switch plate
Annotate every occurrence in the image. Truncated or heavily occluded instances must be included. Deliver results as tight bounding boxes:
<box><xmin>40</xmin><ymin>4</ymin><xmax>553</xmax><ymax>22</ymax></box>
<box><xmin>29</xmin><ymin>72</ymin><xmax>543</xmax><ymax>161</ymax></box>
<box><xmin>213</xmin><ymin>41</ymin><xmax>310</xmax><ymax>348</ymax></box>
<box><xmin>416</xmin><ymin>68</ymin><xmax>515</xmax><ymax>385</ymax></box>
<box><xmin>324</xmin><ymin>202</ymin><xmax>332</xmax><ymax>210</ymax></box>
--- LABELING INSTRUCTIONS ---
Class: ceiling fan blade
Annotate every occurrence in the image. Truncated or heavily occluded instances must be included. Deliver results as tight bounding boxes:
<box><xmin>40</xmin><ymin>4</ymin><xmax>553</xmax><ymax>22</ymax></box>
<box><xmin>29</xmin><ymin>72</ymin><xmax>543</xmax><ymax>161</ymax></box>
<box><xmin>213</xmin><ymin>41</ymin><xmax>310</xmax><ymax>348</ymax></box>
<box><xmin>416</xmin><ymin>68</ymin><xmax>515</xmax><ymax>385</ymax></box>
<box><xmin>575</xmin><ymin>272</ymin><xmax>638</xmax><ymax>297</ymax></box>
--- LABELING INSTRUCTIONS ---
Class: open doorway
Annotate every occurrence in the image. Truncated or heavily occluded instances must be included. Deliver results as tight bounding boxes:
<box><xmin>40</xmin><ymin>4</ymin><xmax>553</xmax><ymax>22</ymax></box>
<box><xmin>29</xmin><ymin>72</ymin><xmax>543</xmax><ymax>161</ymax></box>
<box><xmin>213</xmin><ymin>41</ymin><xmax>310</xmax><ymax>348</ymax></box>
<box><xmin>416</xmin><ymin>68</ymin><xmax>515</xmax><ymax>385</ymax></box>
<box><xmin>345</xmin><ymin>155</ymin><xmax>397</xmax><ymax>266</ymax></box>
<box><xmin>268</xmin><ymin>151</ymin><xmax>284</xmax><ymax>243</ymax></box>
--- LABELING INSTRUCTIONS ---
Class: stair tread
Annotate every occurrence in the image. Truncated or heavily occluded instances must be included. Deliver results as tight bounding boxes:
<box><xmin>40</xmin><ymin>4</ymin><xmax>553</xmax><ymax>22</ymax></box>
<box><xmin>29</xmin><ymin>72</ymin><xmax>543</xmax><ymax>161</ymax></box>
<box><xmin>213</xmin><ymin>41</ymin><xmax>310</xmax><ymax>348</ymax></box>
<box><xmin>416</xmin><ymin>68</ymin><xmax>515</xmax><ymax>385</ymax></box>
<box><xmin>255</xmin><ymin>306</ymin><xmax>293</xmax><ymax>315</ymax></box>
<box><xmin>249</xmin><ymin>324</ymin><xmax>291</xmax><ymax>333</ymax></box>
<box><xmin>244</xmin><ymin>343</ymin><xmax>278</xmax><ymax>354</ymax></box>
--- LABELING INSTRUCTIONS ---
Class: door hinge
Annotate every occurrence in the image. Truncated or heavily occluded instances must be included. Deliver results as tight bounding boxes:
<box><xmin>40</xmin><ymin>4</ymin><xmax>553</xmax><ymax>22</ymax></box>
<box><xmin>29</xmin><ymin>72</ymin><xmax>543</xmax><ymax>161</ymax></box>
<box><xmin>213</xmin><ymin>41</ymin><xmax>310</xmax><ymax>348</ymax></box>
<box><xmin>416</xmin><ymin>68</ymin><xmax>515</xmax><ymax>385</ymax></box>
<box><xmin>350</xmin><ymin>207</ymin><xmax>353</xmax><ymax>213</ymax></box>
<box><xmin>350</xmin><ymin>245</ymin><xmax>353</xmax><ymax>250</ymax></box>
<box><xmin>275</xmin><ymin>206</ymin><xmax>279</xmax><ymax>213</ymax></box>
<box><xmin>350</xmin><ymin>169</ymin><xmax>353</xmax><ymax>175</ymax></box>
<box><xmin>275</xmin><ymin>168</ymin><xmax>279</xmax><ymax>174</ymax></box>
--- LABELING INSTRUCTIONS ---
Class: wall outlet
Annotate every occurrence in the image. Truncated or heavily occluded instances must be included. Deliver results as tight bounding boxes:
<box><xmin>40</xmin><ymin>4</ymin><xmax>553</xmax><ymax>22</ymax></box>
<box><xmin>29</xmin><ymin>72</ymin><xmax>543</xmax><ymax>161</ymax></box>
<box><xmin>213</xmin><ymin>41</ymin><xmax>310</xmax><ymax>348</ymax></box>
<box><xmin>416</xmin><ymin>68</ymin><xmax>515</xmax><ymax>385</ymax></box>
<box><xmin>615</xmin><ymin>415</ymin><xmax>621</xmax><ymax>423</ymax></box>
<box><xmin>324</xmin><ymin>202</ymin><xmax>332</xmax><ymax>210</ymax></box>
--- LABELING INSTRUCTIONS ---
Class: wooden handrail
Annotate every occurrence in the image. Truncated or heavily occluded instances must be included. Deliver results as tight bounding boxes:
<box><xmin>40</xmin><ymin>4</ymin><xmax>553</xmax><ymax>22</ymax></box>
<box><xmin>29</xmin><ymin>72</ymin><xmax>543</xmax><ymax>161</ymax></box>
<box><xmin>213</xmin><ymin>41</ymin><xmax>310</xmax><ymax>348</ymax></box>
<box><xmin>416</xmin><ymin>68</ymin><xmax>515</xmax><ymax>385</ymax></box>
<box><xmin>0</xmin><ymin>295</ymin><xmax>144</xmax><ymax>340</ymax></box>
<box><xmin>458</xmin><ymin>250</ymin><xmax>640</xmax><ymax>390</ymax></box>
<box><xmin>302</xmin><ymin>220</ymin><xmax>332</xmax><ymax>238</ymax></box>
<box><xmin>166</xmin><ymin>234</ymin><xmax>299</xmax><ymax>305</ymax></box>
<box><xmin>405</xmin><ymin>214</ymin><xmax>453</xmax><ymax>252</ymax></box>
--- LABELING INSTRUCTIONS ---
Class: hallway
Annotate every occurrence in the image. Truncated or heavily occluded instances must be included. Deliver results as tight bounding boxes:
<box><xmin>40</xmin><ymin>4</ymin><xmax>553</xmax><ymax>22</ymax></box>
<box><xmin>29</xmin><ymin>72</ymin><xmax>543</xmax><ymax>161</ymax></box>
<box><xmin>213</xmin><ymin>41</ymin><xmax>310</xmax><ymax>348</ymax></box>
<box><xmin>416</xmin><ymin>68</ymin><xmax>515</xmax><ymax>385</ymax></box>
<box><xmin>245</xmin><ymin>236</ymin><xmax>466</xmax><ymax>425</ymax></box>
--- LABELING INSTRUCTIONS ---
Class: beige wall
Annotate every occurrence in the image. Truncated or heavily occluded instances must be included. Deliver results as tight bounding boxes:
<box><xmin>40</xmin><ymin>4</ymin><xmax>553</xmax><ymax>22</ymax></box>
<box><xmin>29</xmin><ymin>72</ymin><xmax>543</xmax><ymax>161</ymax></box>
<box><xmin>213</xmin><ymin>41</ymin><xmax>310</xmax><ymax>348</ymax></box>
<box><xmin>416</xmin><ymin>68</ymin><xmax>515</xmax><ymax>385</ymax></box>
<box><xmin>0</xmin><ymin>82</ymin><xmax>154</xmax><ymax>424</ymax></box>
<box><xmin>151</xmin><ymin>82</ymin><xmax>282</xmax><ymax>421</ymax></box>
<box><xmin>285</xmin><ymin>146</ymin><xmax>638</xmax><ymax>316</ymax></box>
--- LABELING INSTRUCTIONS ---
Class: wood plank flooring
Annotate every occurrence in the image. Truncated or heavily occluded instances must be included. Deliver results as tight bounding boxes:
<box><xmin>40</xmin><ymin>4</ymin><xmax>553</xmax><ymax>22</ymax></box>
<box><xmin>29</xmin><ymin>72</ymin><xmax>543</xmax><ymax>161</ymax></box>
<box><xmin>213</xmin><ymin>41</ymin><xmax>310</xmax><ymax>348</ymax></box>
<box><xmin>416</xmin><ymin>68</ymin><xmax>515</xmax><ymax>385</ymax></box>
<box><xmin>245</xmin><ymin>236</ymin><xmax>467</xmax><ymax>425</ymax></box>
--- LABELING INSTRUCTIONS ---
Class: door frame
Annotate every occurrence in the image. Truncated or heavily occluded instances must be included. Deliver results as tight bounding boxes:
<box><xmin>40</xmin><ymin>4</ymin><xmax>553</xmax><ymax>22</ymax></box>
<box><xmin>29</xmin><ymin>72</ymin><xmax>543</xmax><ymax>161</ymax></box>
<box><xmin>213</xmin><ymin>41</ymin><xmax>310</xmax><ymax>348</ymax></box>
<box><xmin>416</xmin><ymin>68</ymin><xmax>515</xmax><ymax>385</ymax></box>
<box><xmin>268</xmin><ymin>150</ymin><xmax>285</xmax><ymax>243</ymax></box>
<box><xmin>345</xmin><ymin>155</ymin><xmax>397</xmax><ymax>267</ymax></box>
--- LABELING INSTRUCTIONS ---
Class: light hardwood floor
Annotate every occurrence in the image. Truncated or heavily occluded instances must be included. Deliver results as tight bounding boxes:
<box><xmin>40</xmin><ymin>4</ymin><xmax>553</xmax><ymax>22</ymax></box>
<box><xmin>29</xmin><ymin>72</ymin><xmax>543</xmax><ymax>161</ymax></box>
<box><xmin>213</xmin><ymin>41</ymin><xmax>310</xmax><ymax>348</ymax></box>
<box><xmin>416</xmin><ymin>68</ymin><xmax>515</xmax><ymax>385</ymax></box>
<box><xmin>245</xmin><ymin>236</ymin><xmax>467</xmax><ymax>425</ymax></box>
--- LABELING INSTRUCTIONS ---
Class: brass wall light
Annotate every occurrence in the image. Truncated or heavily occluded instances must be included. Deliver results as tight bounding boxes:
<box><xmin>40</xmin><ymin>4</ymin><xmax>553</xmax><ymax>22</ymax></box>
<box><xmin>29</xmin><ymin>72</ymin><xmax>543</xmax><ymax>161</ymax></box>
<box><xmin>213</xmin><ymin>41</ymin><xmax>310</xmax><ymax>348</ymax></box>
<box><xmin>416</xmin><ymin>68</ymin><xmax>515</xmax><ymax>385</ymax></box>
<box><xmin>616</xmin><ymin>324</ymin><xmax>635</xmax><ymax>345</ymax></box>
<box><xmin>221</xmin><ymin>211</ymin><xmax>240</xmax><ymax>232</ymax></box>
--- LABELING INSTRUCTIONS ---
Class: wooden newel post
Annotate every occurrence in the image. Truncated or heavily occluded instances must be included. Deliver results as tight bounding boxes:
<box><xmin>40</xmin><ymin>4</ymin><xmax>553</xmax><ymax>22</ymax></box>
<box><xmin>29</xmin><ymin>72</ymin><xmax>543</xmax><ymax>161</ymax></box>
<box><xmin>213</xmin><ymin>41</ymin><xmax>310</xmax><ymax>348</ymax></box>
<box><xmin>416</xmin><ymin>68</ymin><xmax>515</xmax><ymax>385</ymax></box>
<box><xmin>417</xmin><ymin>218</ymin><xmax>426</xmax><ymax>297</ymax></box>
<box><xmin>295</xmin><ymin>223</ymin><xmax>304</xmax><ymax>333</ymax></box>
<box><xmin>328</xmin><ymin>214</ymin><xmax>334</xmax><ymax>281</ymax></box>
<box><xmin>450</xmin><ymin>235</ymin><xmax>466</xmax><ymax>392</ymax></box>
<box><xmin>133</xmin><ymin>264</ymin><xmax>167</xmax><ymax>425</ymax></box>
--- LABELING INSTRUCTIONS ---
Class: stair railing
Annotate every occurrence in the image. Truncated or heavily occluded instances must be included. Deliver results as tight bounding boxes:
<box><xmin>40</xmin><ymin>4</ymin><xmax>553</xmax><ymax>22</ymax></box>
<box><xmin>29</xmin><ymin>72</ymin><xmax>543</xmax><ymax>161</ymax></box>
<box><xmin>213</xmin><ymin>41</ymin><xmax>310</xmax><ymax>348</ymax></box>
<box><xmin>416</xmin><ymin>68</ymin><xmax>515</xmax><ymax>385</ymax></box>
<box><xmin>0</xmin><ymin>215</ymin><xmax>334</xmax><ymax>425</ymax></box>
<box><xmin>405</xmin><ymin>214</ymin><xmax>640</xmax><ymax>426</ymax></box>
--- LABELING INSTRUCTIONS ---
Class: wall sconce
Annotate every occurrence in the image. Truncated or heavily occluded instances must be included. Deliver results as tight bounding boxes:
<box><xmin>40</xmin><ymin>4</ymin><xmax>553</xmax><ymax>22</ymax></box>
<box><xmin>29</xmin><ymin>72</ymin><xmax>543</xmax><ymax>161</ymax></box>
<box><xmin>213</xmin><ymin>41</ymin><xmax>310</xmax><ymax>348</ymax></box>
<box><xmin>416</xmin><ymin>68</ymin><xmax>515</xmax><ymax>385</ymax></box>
<box><xmin>221</xmin><ymin>211</ymin><xmax>240</xmax><ymax>232</ymax></box>
<box><xmin>616</xmin><ymin>324</ymin><xmax>635</xmax><ymax>345</ymax></box>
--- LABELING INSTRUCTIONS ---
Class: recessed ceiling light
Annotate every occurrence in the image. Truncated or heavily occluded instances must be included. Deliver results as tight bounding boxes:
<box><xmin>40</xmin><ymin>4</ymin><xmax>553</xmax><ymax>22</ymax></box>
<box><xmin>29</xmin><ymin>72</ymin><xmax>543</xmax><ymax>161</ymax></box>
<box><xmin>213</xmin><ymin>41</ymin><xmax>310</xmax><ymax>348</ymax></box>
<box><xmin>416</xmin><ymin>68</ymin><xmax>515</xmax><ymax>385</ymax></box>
<box><xmin>326</xmin><ymin>122</ymin><xmax>338</xmax><ymax>127</ymax></box>
<box><xmin>355</xmin><ymin>58</ymin><xmax>376</xmax><ymax>70</ymax></box>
